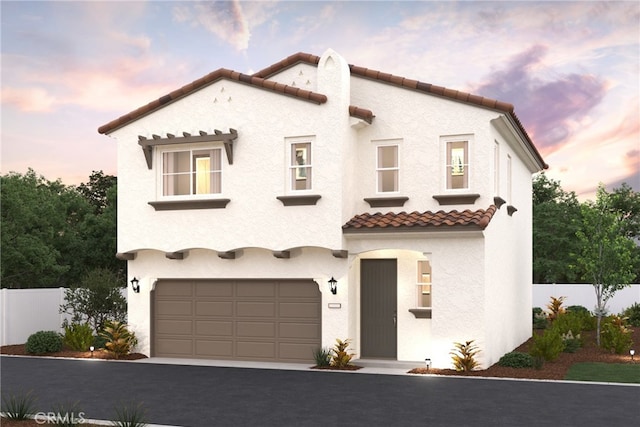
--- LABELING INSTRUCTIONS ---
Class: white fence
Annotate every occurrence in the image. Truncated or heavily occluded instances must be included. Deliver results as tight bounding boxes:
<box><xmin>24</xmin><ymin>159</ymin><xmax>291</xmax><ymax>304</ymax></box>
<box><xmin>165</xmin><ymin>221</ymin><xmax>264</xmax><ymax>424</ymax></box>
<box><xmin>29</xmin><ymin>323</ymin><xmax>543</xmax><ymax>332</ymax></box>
<box><xmin>1</xmin><ymin>285</ymin><xmax>638</xmax><ymax>347</ymax></box>
<box><xmin>0</xmin><ymin>287</ymin><xmax>128</xmax><ymax>346</ymax></box>
<box><xmin>533</xmin><ymin>284</ymin><xmax>640</xmax><ymax>315</ymax></box>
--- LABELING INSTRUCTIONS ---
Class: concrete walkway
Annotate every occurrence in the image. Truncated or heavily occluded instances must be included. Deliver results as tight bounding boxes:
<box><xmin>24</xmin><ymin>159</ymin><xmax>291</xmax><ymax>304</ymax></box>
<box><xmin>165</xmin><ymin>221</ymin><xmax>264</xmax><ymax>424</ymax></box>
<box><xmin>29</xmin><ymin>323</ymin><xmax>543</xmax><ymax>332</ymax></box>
<box><xmin>2</xmin><ymin>355</ymin><xmax>639</xmax><ymax>427</ymax></box>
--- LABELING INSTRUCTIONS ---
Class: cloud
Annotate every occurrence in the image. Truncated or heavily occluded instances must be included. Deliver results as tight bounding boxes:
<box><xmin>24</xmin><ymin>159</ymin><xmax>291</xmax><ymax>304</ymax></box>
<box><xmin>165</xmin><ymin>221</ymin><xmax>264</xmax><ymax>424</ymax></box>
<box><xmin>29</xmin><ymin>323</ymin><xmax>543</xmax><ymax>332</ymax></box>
<box><xmin>473</xmin><ymin>45</ymin><xmax>608</xmax><ymax>154</ymax></box>
<box><xmin>1</xmin><ymin>87</ymin><xmax>56</xmax><ymax>112</ymax></box>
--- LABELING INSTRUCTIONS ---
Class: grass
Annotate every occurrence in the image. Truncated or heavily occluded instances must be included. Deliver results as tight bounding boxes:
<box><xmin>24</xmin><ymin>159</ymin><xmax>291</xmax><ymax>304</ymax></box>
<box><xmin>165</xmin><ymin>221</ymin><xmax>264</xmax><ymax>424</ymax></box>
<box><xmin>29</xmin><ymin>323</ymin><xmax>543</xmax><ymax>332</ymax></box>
<box><xmin>565</xmin><ymin>363</ymin><xmax>640</xmax><ymax>383</ymax></box>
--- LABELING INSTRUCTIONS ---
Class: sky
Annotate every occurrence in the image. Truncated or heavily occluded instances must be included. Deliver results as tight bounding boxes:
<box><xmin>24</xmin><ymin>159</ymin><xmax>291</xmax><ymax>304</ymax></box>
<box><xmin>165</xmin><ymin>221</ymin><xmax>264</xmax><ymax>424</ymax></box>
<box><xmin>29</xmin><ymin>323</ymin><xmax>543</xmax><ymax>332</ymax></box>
<box><xmin>1</xmin><ymin>0</ymin><xmax>639</xmax><ymax>200</ymax></box>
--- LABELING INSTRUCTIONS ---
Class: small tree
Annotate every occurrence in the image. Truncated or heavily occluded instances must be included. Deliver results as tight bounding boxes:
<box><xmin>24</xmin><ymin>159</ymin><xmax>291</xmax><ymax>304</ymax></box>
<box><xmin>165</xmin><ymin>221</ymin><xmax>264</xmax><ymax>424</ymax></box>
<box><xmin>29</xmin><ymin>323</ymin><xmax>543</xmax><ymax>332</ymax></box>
<box><xmin>574</xmin><ymin>185</ymin><xmax>638</xmax><ymax>346</ymax></box>
<box><xmin>60</xmin><ymin>268</ymin><xmax>127</xmax><ymax>334</ymax></box>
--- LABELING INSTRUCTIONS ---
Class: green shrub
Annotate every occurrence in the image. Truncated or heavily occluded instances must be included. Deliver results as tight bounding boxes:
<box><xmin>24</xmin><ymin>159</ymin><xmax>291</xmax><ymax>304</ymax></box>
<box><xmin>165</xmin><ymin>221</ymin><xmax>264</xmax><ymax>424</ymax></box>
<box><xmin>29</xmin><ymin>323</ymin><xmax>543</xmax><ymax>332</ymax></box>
<box><xmin>532</xmin><ymin>307</ymin><xmax>548</xmax><ymax>329</ymax></box>
<box><xmin>330</xmin><ymin>338</ymin><xmax>354</xmax><ymax>368</ymax></box>
<box><xmin>601</xmin><ymin>315</ymin><xmax>633</xmax><ymax>354</ymax></box>
<box><xmin>1</xmin><ymin>390</ymin><xmax>37</xmax><ymax>420</ymax></box>
<box><xmin>529</xmin><ymin>329</ymin><xmax>563</xmax><ymax>362</ymax></box>
<box><xmin>92</xmin><ymin>334</ymin><xmax>107</xmax><ymax>349</ymax></box>
<box><xmin>100</xmin><ymin>321</ymin><xmax>137</xmax><ymax>359</ymax></box>
<box><xmin>111</xmin><ymin>402</ymin><xmax>148</xmax><ymax>427</ymax></box>
<box><xmin>567</xmin><ymin>305</ymin><xmax>590</xmax><ymax>315</ymax></box>
<box><xmin>63</xmin><ymin>323</ymin><xmax>94</xmax><ymax>351</ymax></box>
<box><xmin>553</xmin><ymin>312</ymin><xmax>587</xmax><ymax>340</ymax></box>
<box><xmin>25</xmin><ymin>330</ymin><xmax>63</xmax><ymax>354</ymax></box>
<box><xmin>560</xmin><ymin>330</ymin><xmax>582</xmax><ymax>353</ymax></box>
<box><xmin>312</xmin><ymin>347</ymin><xmax>331</xmax><ymax>367</ymax></box>
<box><xmin>450</xmin><ymin>340</ymin><xmax>481</xmax><ymax>372</ymax></box>
<box><xmin>621</xmin><ymin>303</ymin><xmax>640</xmax><ymax>327</ymax></box>
<box><xmin>497</xmin><ymin>352</ymin><xmax>534</xmax><ymax>368</ymax></box>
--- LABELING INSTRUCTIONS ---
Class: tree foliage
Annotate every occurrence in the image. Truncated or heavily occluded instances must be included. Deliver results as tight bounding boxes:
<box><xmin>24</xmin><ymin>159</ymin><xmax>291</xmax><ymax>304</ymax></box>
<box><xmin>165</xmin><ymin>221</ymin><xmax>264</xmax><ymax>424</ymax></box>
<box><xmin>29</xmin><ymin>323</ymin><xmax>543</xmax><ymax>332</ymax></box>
<box><xmin>532</xmin><ymin>173</ymin><xmax>582</xmax><ymax>283</ymax></box>
<box><xmin>1</xmin><ymin>169</ymin><xmax>123</xmax><ymax>288</ymax></box>
<box><xmin>574</xmin><ymin>184</ymin><xmax>638</xmax><ymax>345</ymax></box>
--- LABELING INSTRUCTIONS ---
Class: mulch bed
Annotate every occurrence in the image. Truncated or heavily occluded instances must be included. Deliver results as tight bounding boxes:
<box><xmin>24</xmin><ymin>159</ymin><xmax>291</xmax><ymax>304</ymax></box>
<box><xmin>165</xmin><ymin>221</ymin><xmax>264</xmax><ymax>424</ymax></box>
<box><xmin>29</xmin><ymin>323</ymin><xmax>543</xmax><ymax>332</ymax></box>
<box><xmin>0</xmin><ymin>344</ymin><xmax>148</xmax><ymax>360</ymax></box>
<box><xmin>409</xmin><ymin>327</ymin><xmax>639</xmax><ymax>380</ymax></box>
<box><xmin>311</xmin><ymin>364</ymin><xmax>363</xmax><ymax>371</ymax></box>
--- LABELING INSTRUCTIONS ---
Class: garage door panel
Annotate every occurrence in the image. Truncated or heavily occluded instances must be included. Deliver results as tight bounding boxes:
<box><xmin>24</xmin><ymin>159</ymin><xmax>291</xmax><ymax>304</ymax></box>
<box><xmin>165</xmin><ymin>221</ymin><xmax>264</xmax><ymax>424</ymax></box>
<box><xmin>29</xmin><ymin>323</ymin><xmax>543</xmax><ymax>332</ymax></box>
<box><xmin>196</xmin><ymin>301</ymin><xmax>233</xmax><ymax>316</ymax></box>
<box><xmin>196</xmin><ymin>320</ymin><xmax>233</xmax><ymax>336</ymax></box>
<box><xmin>279</xmin><ymin>322</ymin><xmax>320</xmax><ymax>339</ymax></box>
<box><xmin>237</xmin><ymin>321</ymin><xmax>275</xmax><ymax>338</ymax></box>
<box><xmin>154</xmin><ymin>279</ymin><xmax>320</xmax><ymax>362</ymax></box>
<box><xmin>196</xmin><ymin>340</ymin><xmax>233</xmax><ymax>357</ymax></box>
<box><xmin>157</xmin><ymin>319</ymin><xmax>192</xmax><ymax>335</ymax></box>
<box><xmin>280</xmin><ymin>302</ymin><xmax>320</xmax><ymax>318</ymax></box>
<box><xmin>237</xmin><ymin>302</ymin><xmax>275</xmax><ymax>317</ymax></box>
<box><xmin>156</xmin><ymin>338</ymin><xmax>193</xmax><ymax>356</ymax></box>
<box><xmin>237</xmin><ymin>341</ymin><xmax>276</xmax><ymax>358</ymax></box>
<box><xmin>237</xmin><ymin>282</ymin><xmax>276</xmax><ymax>297</ymax></box>
<box><xmin>196</xmin><ymin>282</ymin><xmax>233</xmax><ymax>297</ymax></box>
<box><xmin>156</xmin><ymin>300</ymin><xmax>192</xmax><ymax>316</ymax></box>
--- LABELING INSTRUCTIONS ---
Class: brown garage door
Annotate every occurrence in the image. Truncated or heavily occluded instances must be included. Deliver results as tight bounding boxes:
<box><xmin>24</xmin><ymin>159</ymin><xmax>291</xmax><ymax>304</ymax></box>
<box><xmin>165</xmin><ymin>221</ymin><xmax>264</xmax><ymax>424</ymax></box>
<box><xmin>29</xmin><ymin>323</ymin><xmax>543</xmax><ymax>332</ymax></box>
<box><xmin>153</xmin><ymin>279</ymin><xmax>321</xmax><ymax>363</ymax></box>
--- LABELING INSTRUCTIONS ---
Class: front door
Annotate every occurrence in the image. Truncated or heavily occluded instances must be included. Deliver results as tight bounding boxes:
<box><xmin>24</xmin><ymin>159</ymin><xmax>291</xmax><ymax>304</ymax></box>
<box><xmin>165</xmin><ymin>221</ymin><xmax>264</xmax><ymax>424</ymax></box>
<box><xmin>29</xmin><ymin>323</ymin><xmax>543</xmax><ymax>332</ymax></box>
<box><xmin>360</xmin><ymin>259</ymin><xmax>397</xmax><ymax>358</ymax></box>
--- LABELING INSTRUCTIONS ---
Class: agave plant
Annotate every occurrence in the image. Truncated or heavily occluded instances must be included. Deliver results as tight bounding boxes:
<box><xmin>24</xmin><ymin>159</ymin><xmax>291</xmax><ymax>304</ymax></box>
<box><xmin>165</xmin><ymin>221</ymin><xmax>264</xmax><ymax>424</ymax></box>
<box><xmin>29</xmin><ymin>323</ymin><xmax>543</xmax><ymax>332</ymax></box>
<box><xmin>99</xmin><ymin>321</ymin><xmax>138</xmax><ymax>359</ymax></box>
<box><xmin>450</xmin><ymin>340</ymin><xmax>481</xmax><ymax>372</ymax></box>
<box><xmin>330</xmin><ymin>338</ymin><xmax>354</xmax><ymax>368</ymax></box>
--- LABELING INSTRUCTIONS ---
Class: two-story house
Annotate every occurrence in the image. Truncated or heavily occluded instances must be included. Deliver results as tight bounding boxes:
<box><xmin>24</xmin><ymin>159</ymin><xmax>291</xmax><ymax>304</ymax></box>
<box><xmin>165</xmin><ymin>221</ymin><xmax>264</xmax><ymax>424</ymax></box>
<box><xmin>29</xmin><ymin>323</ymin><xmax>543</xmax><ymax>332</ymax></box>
<box><xmin>99</xmin><ymin>49</ymin><xmax>547</xmax><ymax>369</ymax></box>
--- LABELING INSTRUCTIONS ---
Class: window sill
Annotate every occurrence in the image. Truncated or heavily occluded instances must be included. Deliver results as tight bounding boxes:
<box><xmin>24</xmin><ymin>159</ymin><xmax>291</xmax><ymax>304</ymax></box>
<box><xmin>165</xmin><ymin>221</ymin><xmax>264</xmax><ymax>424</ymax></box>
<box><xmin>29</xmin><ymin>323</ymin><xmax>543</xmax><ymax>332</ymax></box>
<box><xmin>276</xmin><ymin>195</ymin><xmax>322</xmax><ymax>206</ymax></box>
<box><xmin>432</xmin><ymin>193</ymin><xmax>480</xmax><ymax>205</ymax></box>
<box><xmin>148</xmin><ymin>199</ymin><xmax>231</xmax><ymax>211</ymax></box>
<box><xmin>409</xmin><ymin>308</ymin><xmax>432</xmax><ymax>319</ymax></box>
<box><xmin>364</xmin><ymin>196</ymin><xmax>409</xmax><ymax>208</ymax></box>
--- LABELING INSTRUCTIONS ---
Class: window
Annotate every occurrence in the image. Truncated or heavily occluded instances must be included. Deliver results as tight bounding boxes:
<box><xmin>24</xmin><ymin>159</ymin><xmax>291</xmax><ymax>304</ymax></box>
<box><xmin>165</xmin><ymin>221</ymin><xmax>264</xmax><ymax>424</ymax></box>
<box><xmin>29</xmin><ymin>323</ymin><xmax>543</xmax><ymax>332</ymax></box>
<box><xmin>416</xmin><ymin>260</ymin><xmax>432</xmax><ymax>308</ymax></box>
<box><xmin>494</xmin><ymin>141</ymin><xmax>500</xmax><ymax>195</ymax></box>
<box><xmin>290</xmin><ymin>142</ymin><xmax>312</xmax><ymax>191</ymax></box>
<box><xmin>377</xmin><ymin>145</ymin><xmax>398</xmax><ymax>193</ymax></box>
<box><xmin>445</xmin><ymin>139</ymin><xmax>469</xmax><ymax>190</ymax></box>
<box><xmin>507</xmin><ymin>154</ymin><xmax>512</xmax><ymax>201</ymax></box>
<box><xmin>162</xmin><ymin>148</ymin><xmax>222</xmax><ymax>196</ymax></box>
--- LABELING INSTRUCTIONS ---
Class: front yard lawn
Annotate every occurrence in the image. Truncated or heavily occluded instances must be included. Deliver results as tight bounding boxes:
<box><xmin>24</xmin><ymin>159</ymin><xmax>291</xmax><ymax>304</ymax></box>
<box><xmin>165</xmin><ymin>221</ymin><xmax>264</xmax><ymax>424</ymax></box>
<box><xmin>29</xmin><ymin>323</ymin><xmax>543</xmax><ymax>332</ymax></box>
<box><xmin>565</xmin><ymin>362</ymin><xmax>640</xmax><ymax>383</ymax></box>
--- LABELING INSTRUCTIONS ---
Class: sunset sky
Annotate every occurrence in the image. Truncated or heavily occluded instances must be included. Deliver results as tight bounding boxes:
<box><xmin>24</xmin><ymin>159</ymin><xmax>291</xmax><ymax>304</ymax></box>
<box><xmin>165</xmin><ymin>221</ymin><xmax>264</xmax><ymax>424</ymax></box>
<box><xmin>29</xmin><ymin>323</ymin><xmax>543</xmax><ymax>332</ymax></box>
<box><xmin>1</xmin><ymin>0</ymin><xmax>638</xmax><ymax>200</ymax></box>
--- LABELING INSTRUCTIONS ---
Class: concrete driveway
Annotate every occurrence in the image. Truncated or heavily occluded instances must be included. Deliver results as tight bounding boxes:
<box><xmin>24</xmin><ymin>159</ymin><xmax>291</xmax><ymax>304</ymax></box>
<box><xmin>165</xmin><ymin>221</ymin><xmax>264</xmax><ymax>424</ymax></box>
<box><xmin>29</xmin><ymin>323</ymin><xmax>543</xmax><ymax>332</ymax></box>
<box><xmin>1</xmin><ymin>356</ymin><xmax>638</xmax><ymax>427</ymax></box>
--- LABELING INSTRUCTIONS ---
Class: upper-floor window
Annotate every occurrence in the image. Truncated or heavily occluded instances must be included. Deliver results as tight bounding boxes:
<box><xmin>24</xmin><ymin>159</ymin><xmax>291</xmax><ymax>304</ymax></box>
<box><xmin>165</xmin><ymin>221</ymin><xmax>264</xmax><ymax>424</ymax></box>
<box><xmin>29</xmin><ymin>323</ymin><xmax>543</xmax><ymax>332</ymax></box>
<box><xmin>290</xmin><ymin>141</ymin><xmax>312</xmax><ymax>191</ymax></box>
<box><xmin>377</xmin><ymin>145</ymin><xmax>399</xmax><ymax>193</ymax></box>
<box><xmin>162</xmin><ymin>148</ymin><xmax>222</xmax><ymax>196</ymax></box>
<box><xmin>444</xmin><ymin>137</ymin><xmax>470</xmax><ymax>190</ymax></box>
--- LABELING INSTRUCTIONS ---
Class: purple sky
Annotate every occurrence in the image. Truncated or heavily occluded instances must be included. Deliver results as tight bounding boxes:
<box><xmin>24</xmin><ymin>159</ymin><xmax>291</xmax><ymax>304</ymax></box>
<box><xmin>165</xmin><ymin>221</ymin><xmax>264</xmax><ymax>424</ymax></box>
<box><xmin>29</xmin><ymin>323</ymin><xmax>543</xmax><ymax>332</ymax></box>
<box><xmin>2</xmin><ymin>1</ymin><xmax>638</xmax><ymax>200</ymax></box>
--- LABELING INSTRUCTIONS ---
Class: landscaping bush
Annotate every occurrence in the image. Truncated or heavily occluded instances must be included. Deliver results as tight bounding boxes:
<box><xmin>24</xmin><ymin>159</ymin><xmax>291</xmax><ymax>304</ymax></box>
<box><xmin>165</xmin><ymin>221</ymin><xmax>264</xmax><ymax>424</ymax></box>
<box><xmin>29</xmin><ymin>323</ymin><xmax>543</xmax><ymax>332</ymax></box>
<box><xmin>50</xmin><ymin>401</ymin><xmax>85</xmax><ymax>426</ymax></box>
<box><xmin>545</xmin><ymin>296</ymin><xmax>566</xmax><ymax>323</ymax></box>
<box><xmin>621</xmin><ymin>303</ymin><xmax>640</xmax><ymax>327</ymax></box>
<box><xmin>1</xmin><ymin>390</ymin><xmax>37</xmax><ymax>420</ymax></box>
<box><xmin>330</xmin><ymin>338</ymin><xmax>354</xmax><ymax>368</ymax></box>
<box><xmin>553</xmin><ymin>311</ymin><xmax>587</xmax><ymax>340</ymax></box>
<box><xmin>561</xmin><ymin>330</ymin><xmax>582</xmax><ymax>353</ymax></box>
<box><xmin>497</xmin><ymin>352</ymin><xmax>534</xmax><ymax>368</ymax></box>
<box><xmin>532</xmin><ymin>307</ymin><xmax>548</xmax><ymax>329</ymax></box>
<box><xmin>62</xmin><ymin>323</ymin><xmax>94</xmax><ymax>351</ymax></box>
<box><xmin>92</xmin><ymin>334</ymin><xmax>107</xmax><ymax>349</ymax></box>
<box><xmin>312</xmin><ymin>347</ymin><xmax>331</xmax><ymax>367</ymax></box>
<box><xmin>450</xmin><ymin>340</ymin><xmax>481</xmax><ymax>372</ymax></box>
<box><xmin>529</xmin><ymin>328</ymin><xmax>563</xmax><ymax>362</ymax></box>
<box><xmin>111</xmin><ymin>402</ymin><xmax>148</xmax><ymax>427</ymax></box>
<box><xmin>566</xmin><ymin>305</ymin><xmax>590</xmax><ymax>315</ymax></box>
<box><xmin>100</xmin><ymin>321</ymin><xmax>137</xmax><ymax>359</ymax></box>
<box><xmin>600</xmin><ymin>315</ymin><xmax>633</xmax><ymax>354</ymax></box>
<box><xmin>25</xmin><ymin>330</ymin><xmax>63</xmax><ymax>354</ymax></box>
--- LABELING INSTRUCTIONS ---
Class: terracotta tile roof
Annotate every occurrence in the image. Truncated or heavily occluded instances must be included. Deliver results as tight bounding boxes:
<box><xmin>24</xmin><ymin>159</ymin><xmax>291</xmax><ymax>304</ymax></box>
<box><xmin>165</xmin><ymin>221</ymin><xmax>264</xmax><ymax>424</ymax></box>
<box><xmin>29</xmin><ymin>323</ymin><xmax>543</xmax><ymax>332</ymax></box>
<box><xmin>349</xmin><ymin>105</ymin><xmax>374</xmax><ymax>124</ymax></box>
<box><xmin>342</xmin><ymin>205</ymin><xmax>498</xmax><ymax>233</ymax></box>
<box><xmin>98</xmin><ymin>68</ymin><xmax>327</xmax><ymax>134</ymax></box>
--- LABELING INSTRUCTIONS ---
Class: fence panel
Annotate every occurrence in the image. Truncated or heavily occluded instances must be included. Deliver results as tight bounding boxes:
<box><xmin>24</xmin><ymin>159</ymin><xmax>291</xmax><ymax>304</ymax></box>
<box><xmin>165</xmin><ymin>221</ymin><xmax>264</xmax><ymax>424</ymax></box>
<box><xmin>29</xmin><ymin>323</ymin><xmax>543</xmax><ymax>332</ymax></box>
<box><xmin>533</xmin><ymin>284</ymin><xmax>640</xmax><ymax>315</ymax></box>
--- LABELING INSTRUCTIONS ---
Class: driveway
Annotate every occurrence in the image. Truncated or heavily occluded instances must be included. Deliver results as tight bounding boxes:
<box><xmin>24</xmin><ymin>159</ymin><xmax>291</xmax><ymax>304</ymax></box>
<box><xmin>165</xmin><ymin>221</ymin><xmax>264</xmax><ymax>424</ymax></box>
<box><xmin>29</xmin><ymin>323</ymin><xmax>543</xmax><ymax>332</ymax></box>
<box><xmin>1</xmin><ymin>356</ymin><xmax>638</xmax><ymax>427</ymax></box>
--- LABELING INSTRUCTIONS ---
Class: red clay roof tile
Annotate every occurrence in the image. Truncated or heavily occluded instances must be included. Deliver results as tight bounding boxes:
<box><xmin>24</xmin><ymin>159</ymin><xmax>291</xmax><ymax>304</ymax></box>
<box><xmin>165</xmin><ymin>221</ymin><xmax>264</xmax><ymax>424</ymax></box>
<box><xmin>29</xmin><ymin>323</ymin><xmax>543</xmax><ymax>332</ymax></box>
<box><xmin>342</xmin><ymin>205</ymin><xmax>498</xmax><ymax>233</ymax></box>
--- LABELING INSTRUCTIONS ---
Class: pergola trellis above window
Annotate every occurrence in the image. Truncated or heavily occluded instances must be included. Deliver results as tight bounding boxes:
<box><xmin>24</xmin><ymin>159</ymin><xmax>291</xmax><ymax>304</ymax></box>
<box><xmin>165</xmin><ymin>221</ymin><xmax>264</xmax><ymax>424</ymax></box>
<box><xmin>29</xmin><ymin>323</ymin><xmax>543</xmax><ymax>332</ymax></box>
<box><xmin>138</xmin><ymin>128</ymin><xmax>238</xmax><ymax>169</ymax></box>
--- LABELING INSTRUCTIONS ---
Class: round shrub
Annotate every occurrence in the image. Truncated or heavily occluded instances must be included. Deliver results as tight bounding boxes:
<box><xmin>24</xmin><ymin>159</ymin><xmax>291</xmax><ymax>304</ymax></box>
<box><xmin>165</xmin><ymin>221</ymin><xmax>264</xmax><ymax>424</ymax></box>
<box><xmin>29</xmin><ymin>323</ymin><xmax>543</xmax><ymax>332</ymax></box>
<box><xmin>497</xmin><ymin>352</ymin><xmax>534</xmax><ymax>368</ymax></box>
<box><xmin>622</xmin><ymin>303</ymin><xmax>640</xmax><ymax>327</ymax></box>
<box><xmin>566</xmin><ymin>305</ymin><xmax>591</xmax><ymax>316</ymax></box>
<box><xmin>25</xmin><ymin>330</ymin><xmax>63</xmax><ymax>354</ymax></box>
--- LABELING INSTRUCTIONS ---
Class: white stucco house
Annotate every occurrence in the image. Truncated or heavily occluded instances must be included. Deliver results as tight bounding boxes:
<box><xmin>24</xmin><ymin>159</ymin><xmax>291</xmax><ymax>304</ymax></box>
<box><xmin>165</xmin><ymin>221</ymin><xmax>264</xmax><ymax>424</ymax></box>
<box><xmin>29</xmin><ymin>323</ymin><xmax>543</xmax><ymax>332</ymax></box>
<box><xmin>99</xmin><ymin>49</ymin><xmax>547</xmax><ymax>369</ymax></box>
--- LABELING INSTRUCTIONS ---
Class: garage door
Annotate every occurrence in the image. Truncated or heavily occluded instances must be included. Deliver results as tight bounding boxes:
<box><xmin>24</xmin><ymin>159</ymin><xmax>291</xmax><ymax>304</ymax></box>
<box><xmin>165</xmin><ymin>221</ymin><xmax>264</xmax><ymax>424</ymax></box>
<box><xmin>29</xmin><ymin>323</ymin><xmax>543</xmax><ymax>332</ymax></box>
<box><xmin>153</xmin><ymin>279</ymin><xmax>321</xmax><ymax>363</ymax></box>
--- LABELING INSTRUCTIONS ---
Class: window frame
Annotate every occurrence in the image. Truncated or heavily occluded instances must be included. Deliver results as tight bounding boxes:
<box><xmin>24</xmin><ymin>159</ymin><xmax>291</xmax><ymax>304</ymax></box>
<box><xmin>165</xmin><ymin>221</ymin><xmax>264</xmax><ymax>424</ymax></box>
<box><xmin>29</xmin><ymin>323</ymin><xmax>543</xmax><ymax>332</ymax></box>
<box><xmin>375</xmin><ymin>144</ymin><xmax>400</xmax><ymax>194</ymax></box>
<box><xmin>442</xmin><ymin>134</ymin><xmax>473</xmax><ymax>192</ymax></box>
<box><xmin>416</xmin><ymin>259</ymin><xmax>432</xmax><ymax>309</ymax></box>
<box><xmin>157</xmin><ymin>144</ymin><xmax>224</xmax><ymax>200</ymax></box>
<box><xmin>287</xmin><ymin>137</ymin><xmax>314</xmax><ymax>193</ymax></box>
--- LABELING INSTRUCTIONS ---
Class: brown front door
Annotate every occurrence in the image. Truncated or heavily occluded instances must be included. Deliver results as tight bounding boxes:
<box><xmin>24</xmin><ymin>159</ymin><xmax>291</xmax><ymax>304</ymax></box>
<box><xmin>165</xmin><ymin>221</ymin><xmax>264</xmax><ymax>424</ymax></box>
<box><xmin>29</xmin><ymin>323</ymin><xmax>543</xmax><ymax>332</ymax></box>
<box><xmin>360</xmin><ymin>259</ymin><xmax>397</xmax><ymax>358</ymax></box>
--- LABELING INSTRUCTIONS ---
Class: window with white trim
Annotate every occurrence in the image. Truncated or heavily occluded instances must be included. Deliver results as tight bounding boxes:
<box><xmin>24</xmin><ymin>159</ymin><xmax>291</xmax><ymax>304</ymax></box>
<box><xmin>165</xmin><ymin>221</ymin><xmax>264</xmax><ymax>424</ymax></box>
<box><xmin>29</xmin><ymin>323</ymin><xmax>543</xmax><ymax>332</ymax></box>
<box><xmin>161</xmin><ymin>148</ymin><xmax>222</xmax><ymax>196</ymax></box>
<box><xmin>376</xmin><ymin>145</ymin><xmax>399</xmax><ymax>193</ymax></box>
<box><xmin>289</xmin><ymin>141</ymin><xmax>312</xmax><ymax>191</ymax></box>
<box><xmin>445</xmin><ymin>139</ymin><xmax>469</xmax><ymax>190</ymax></box>
<box><xmin>494</xmin><ymin>140</ymin><xmax>500</xmax><ymax>195</ymax></box>
<box><xmin>416</xmin><ymin>260</ymin><xmax>432</xmax><ymax>308</ymax></box>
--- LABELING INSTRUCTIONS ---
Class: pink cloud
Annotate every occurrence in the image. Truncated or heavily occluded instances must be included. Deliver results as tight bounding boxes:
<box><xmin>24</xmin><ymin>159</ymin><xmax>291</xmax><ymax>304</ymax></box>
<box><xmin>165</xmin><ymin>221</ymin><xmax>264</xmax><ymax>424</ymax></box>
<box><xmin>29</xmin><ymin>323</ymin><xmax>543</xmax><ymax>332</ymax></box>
<box><xmin>1</xmin><ymin>86</ymin><xmax>56</xmax><ymax>112</ymax></box>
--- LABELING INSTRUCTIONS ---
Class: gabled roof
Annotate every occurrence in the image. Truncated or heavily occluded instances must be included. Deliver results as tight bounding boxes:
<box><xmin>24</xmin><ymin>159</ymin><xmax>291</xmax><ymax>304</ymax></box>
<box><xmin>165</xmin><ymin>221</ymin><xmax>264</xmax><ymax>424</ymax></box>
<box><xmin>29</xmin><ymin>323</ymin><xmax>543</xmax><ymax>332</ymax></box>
<box><xmin>342</xmin><ymin>205</ymin><xmax>498</xmax><ymax>233</ymax></box>
<box><xmin>98</xmin><ymin>51</ymin><xmax>547</xmax><ymax>170</ymax></box>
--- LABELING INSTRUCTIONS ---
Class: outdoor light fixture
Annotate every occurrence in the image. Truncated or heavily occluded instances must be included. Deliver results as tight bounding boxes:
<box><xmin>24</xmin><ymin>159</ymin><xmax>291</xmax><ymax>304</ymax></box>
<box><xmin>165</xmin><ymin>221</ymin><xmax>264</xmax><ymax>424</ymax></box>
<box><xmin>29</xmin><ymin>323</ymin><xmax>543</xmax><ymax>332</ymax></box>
<box><xmin>130</xmin><ymin>277</ymin><xmax>140</xmax><ymax>293</ymax></box>
<box><xmin>328</xmin><ymin>277</ymin><xmax>337</xmax><ymax>295</ymax></box>
<box><xmin>631</xmin><ymin>349</ymin><xmax>635</xmax><ymax>361</ymax></box>
<box><xmin>90</xmin><ymin>346</ymin><xmax>94</xmax><ymax>357</ymax></box>
<box><xmin>425</xmin><ymin>358</ymin><xmax>432</xmax><ymax>371</ymax></box>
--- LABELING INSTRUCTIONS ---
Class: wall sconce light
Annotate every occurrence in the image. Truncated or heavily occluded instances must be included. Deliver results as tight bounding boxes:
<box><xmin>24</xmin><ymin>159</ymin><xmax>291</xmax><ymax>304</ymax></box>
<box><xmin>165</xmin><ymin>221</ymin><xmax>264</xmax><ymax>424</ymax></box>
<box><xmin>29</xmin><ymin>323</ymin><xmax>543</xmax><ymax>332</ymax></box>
<box><xmin>328</xmin><ymin>277</ymin><xmax>337</xmax><ymax>295</ymax></box>
<box><xmin>130</xmin><ymin>277</ymin><xmax>140</xmax><ymax>293</ymax></box>
<box><xmin>631</xmin><ymin>349</ymin><xmax>635</xmax><ymax>361</ymax></box>
<box><xmin>424</xmin><ymin>358</ymin><xmax>431</xmax><ymax>371</ymax></box>
<box><xmin>90</xmin><ymin>346</ymin><xmax>94</xmax><ymax>357</ymax></box>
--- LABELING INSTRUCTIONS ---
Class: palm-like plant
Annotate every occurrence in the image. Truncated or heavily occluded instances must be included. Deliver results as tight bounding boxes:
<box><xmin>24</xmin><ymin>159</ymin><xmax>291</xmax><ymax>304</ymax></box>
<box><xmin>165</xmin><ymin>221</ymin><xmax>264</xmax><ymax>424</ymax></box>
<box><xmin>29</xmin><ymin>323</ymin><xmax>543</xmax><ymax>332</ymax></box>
<box><xmin>450</xmin><ymin>340</ymin><xmax>481</xmax><ymax>372</ymax></box>
<box><xmin>100</xmin><ymin>321</ymin><xmax>137</xmax><ymax>359</ymax></box>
